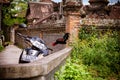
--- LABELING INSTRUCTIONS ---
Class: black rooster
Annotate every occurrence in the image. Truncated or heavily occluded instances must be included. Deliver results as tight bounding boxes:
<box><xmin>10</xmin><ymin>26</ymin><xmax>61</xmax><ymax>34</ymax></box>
<box><xmin>52</xmin><ymin>33</ymin><xmax>70</xmax><ymax>46</ymax></box>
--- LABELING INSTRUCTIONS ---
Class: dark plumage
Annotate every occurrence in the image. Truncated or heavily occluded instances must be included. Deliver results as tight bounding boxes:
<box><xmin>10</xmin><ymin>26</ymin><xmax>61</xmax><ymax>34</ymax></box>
<box><xmin>52</xmin><ymin>33</ymin><xmax>70</xmax><ymax>46</ymax></box>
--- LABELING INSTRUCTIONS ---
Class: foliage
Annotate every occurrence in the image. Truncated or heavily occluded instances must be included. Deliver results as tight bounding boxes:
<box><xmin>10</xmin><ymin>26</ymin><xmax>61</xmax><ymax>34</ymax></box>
<box><xmin>55</xmin><ymin>27</ymin><xmax>120</xmax><ymax>80</ymax></box>
<box><xmin>0</xmin><ymin>45</ymin><xmax>4</xmax><ymax>52</ymax></box>
<box><xmin>55</xmin><ymin>57</ymin><xmax>93</xmax><ymax>80</ymax></box>
<box><xmin>77</xmin><ymin>28</ymin><xmax>120</xmax><ymax>79</ymax></box>
<box><xmin>2</xmin><ymin>0</ymin><xmax>28</xmax><ymax>26</ymax></box>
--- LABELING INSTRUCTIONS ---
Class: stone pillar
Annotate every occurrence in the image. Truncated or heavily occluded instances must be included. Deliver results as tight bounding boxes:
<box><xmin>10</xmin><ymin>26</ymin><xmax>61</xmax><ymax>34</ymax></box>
<box><xmin>87</xmin><ymin>0</ymin><xmax>109</xmax><ymax>19</ymax></box>
<box><xmin>0</xmin><ymin>4</ymin><xmax>2</xmax><ymax>31</ymax></box>
<box><xmin>65</xmin><ymin>12</ymin><xmax>80</xmax><ymax>42</ymax></box>
<box><xmin>0</xmin><ymin>4</ymin><xmax>2</xmax><ymax>45</ymax></box>
<box><xmin>64</xmin><ymin>0</ymin><xmax>82</xmax><ymax>42</ymax></box>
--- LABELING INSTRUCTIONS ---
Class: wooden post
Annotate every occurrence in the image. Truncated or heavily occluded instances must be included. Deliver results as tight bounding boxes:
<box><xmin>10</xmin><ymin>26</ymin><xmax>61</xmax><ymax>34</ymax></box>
<box><xmin>0</xmin><ymin>4</ymin><xmax>2</xmax><ymax>31</ymax></box>
<box><xmin>40</xmin><ymin>32</ymin><xmax>43</xmax><ymax>39</ymax></box>
<box><xmin>0</xmin><ymin>4</ymin><xmax>2</xmax><ymax>44</ymax></box>
<box><xmin>10</xmin><ymin>25</ymin><xmax>18</xmax><ymax>44</ymax></box>
<box><xmin>10</xmin><ymin>27</ymin><xmax>15</xmax><ymax>44</ymax></box>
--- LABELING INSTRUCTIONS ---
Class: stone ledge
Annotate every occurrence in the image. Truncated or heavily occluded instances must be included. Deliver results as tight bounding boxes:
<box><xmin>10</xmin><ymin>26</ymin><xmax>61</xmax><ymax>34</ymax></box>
<box><xmin>0</xmin><ymin>63</ymin><xmax>44</xmax><ymax>79</ymax></box>
<box><xmin>39</xmin><ymin>47</ymin><xmax>72</xmax><ymax>75</ymax></box>
<box><xmin>0</xmin><ymin>47</ymin><xmax>72</xmax><ymax>79</ymax></box>
<box><xmin>80</xmin><ymin>18</ymin><xmax>120</xmax><ymax>27</ymax></box>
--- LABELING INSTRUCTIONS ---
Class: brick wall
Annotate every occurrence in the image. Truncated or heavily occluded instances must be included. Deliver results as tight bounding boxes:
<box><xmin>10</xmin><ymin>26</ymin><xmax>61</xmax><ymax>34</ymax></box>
<box><xmin>80</xmin><ymin>18</ymin><xmax>120</xmax><ymax>28</ymax></box>
<box><xmin>80</xmin><ymin>18</ymin><xmax>120</xmax><ymax>30</ymax></box>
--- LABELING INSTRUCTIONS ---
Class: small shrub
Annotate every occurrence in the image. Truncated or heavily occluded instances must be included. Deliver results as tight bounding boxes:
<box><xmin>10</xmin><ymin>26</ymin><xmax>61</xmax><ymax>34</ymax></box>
<box><xmin>54</xmin><ymin>58</ymin><xmax>93</xmax><ymax>80</ymax></box>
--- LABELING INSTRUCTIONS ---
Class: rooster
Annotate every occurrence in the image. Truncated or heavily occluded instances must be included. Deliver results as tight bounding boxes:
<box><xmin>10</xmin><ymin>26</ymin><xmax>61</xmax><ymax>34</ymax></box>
<box><xmin>52</xmin><ymin>33</ymin><xmax>70</xmax><ymax>46</ymax></box>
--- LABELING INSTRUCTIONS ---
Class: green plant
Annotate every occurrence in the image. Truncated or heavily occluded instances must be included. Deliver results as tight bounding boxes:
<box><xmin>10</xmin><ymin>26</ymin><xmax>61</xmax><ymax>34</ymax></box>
<box><xmin>2</xmin><ymin>0</ymin><xmax>27</xmax><ymax>27</ymax></box>
<box><xmin>0</xmin><ymin>45</ymin><xmax>4</xmax><ymax>52</ymax></box>
<box><xmin>77</xmin><ymin>27</ymin><xmax>120</xmax><ymax>79</ymax></box>
<box><xmin>55</xmin><ymin>27</ymin><xmax>120</xmax><ymax>80</ymax></box>
<box><xmin>54</xmin><ymin>57</ymin><xmax>93</xmax><ymax>80</ymax></box>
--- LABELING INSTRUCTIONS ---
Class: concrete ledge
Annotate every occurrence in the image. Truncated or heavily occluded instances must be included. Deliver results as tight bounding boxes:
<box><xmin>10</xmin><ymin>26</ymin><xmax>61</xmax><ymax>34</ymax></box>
<box><xmin>39</xmin><ymin>47</ymin><xmax>72</xmax><ymax>75</ymax></box>
<box><xmin>0</xmin><ymin>64</ymin><xmax>43</xmax><ymax>79</ymax></box>
<box><xmin>0</xmin><ymin>47</ymin><xmax>72</xmax><ymax>79</ymax></box>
